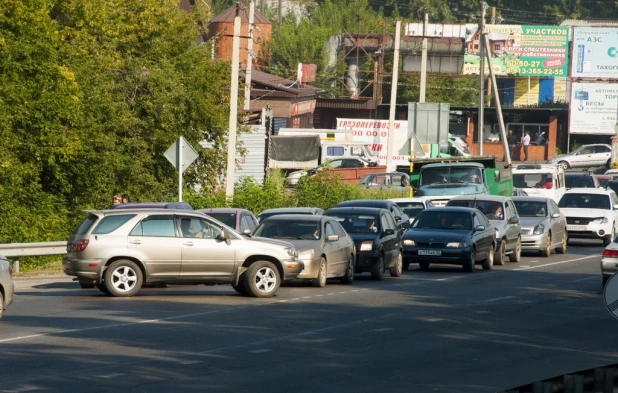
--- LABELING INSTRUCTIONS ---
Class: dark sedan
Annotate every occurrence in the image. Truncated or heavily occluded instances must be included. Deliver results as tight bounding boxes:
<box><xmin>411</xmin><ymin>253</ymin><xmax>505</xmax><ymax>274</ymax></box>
<box><xmin>334</xmin><ymin>200</ymin><xmax>410</xmax><ymax>233</ymax></box>
<box><xmin>325</xmin><ymin>207</ymin><xmax>403</xmax><ymax>280</ymax></box>
<box><xmin>402</xmin><ymin>207</ymin><xmax>496</xmax><ymax>272</ymax></box>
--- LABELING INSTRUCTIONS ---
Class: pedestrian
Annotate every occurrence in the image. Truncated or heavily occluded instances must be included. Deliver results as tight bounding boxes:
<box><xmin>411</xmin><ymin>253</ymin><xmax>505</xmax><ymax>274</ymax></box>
<box><xmin>522</xmin><ymin>131</ymin><xmax>530</xmax><ymax>161</ymax></box>
<box><xmin>112</xmin><ymin>195</ymin><xmax>122</xmax><ymax>205</ymax></box>
<box><xmin>506</xmin><ymin>129</ymin><xmax>517</xmax><ymax>159</ymax></box>
<box><xmin>121</xmin><ymin>194</ymin><xmax>130</xmax><ymax>204</ymax></box>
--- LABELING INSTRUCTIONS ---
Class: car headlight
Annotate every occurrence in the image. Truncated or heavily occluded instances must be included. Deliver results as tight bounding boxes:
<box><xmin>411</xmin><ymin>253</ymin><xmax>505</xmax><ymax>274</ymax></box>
<box><xmin>298</xmin><ymin>249</ymin><xmax>315</xmax><ymax>260</ymax></box>
<box><xmin>360</xmin><ymin>240</ymin><xmax>374</xmax><ymax>251</ymax></box>
<box><xmin>285</xmin><ymin>247</ymin><xmax>298</xmax><ymax>258</ymax></box>
<box><xmin>403</xmin><ymin>239</ymin><xmax>415</xmax><ymax>246</ymax></box>
<box><xmin>533</xmin><ymin>224</ymin><xmax>545</xmax><ymax>235</ymax></box>
<box><xmin>446</xmin><ymin>242</ymin><xmax>466</xmax><ymax>248</ymax></box>
<box><xmin>591</xmin><ymin>217</ymin><xmax>609</xmax><ymax>224</ymax></box>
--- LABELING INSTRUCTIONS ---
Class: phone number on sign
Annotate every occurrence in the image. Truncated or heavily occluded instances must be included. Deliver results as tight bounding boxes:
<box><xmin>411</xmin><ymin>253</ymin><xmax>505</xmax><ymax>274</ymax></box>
<box><xmin>507</xmin><ymin>67</ymin><xmax>565</xmax><ymax>75</ymax></box>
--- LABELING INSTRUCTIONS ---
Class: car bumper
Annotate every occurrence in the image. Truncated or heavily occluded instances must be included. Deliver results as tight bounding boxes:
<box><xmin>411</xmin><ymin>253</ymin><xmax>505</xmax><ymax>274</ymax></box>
<box><xmin>355</xmin><ymin>251</ymin><xmax>380</xmax><ymax>272</ymax></box>
<box><xmin>566</xmin><ymin>223</ymin><xmax>611</xmax><ymax>239</ymax></box>
<box><xmin>281</xmin><ymin>259</ymin><xmax>304</xmax><ymax>280</ymax></box>
<box><xmin>601</xmin><ymin>257</ymin><xmax>618</xmax><ymax>277</ymax></box>
<box><xmin>403</xmin><ymin>246</ymin><xmax>473</xmax><ymax>265</ymax></box>
<box><xmin>62</xmin><ymin>257</ymin><xmax>107</xmax><ymax>280</ymax></box>
<box><xmin>2</xmin><ymin>278</ymin><xmax>14</xmax><ymax>309</ymax></box>
<box><xmin>297</xmin><ymin>257</ymin><xmax>320</xmax><ymax>279</ymax></box>
<box><xmin>521</xmin><ymin>232</ymin><xmax>549</xmax><ymax>251</ymax></box>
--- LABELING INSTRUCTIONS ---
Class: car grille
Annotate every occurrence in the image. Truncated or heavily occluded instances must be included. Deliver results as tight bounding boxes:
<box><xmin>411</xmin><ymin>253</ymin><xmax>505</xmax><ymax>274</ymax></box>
<box><xmin>566</xmin><ymin>217</ymin><xmax>595</xmax><ymax>225</ymax></box>
<box><xmin>416</xmin><ymin>242</ymin><xmax>446</xmax><ymax>248</ymax></box>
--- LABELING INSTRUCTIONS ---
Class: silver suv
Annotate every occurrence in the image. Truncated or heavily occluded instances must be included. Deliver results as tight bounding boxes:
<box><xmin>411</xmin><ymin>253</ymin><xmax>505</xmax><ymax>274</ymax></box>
<box><xmin>62</xmin><ymin>209</ymin><xmax>302</xmax><ymax>298</ymax></box>
<box><xmin>0</xmin><ymin>255</ymin><xmax>14</xmax><ymax>320</ymax></box>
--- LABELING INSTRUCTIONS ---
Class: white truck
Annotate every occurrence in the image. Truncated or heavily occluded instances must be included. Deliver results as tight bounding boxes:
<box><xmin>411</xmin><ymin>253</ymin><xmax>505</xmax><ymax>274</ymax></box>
<box><xmin>512</xmin><ymin>164</ymin><xmax>566</xmax><ymax>203</ymax></box>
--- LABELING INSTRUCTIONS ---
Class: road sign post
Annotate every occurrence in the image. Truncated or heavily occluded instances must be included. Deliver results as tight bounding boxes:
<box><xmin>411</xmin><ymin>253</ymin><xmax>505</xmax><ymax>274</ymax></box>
<box><xmin>164</xmin><ymin>136</ymin><xmax>199</xmax><ymax>202</ymax></box>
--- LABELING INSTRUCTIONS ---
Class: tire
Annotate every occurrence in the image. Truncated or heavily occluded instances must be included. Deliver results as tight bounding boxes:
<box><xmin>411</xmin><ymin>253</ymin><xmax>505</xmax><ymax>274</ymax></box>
<box><xmin>558</xmin><ymin>161</ymin><xmax>570</xmax><ymax>170</ymax></box>
<box><xmin>494</xmin><ymin>241</ymin><xmax>506</xmax><ymax>266</ymax></box>
<box><xmin>244</xmin><ymin>261</ymin><xmax>280</xmax><ymax>298</ymax></box>
<box><xmin>312</xmin><ymin>257</ymin><xmax>327</xmax><ymax>288</ymax></box>
<box><xmin>482</xmin><ymin>245</ymin><xmax>494</xmax><ymax>270</ymax></box>
<box><xmin>96</xmin><ymin>282</ymin><xmax>110</xmax><ymax>295</ymax></box>
<box><xmin>419</xmin><ymin>261</ymin><xmax>430</xmax><ymax>270</ymax></box>
<box><xmin>390</xmin><ymin>252</ymin><xmax>403</xmax><ymax>277</ymax></box>
<box><xmin>509</xmin><ymin>237</ymin><xmax>521</xmax><ymax>262</ymax></box>
<box><xmin>540</xmin><ymin>233</ymin><xmax>551</xmax><ymax>257</ymax></box>
<box><xmin>371</xmin><ymin>254</ymin><xmax>385</xmax><ymax>280</ymax></box>
<box><xmin>556</xmin><ymin>232</ymin><xmax>567</xmax><ymax>254</ymax></box>
<box><xmin>463</xmin><ymin>249</ymin><xmax>476</xmax><ymax>272</ymax></box>
<box><xmin>603</xmin><ymin>275</ymin><xmax>610</xmax><ymax>288</ymax></box>
<box><xmin>79</xmin><ymin>280</ymin><xmax>95</xmax><ymax>289</ymax></box>
<box><xmin>403</xmin><ymin>260</ymin><xmax>410</xmax><ymax>271</ymax></box>
<box><xmin>340</xmin><ymin>255</ymin><xmax>355</xmax><ymax>285</ymax></box>
<box><xmin>104</xmin><ymin>260</ymin><xmax>143</xmax><ymax>297</ymax></box>
<box><xmin>0</xmin><ymin>291</ymin><xmax>4</xmax><ymax>320</ymax></box>
<box><xmin>232</xmin><ymin>273</ymin><xmax>248</xmax><ymax>295</ymax></box>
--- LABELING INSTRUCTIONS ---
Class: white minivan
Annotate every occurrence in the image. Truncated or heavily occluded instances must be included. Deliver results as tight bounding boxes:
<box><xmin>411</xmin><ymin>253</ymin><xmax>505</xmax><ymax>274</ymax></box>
<box><xmin>512</xmin><ymin>164</ymin><xmax>566</xmax><ymax>203</ymax></box>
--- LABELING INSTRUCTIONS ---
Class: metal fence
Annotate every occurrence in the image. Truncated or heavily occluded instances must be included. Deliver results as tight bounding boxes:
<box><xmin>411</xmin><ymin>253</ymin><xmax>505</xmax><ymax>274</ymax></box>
<box><xmin>0</xmin><ymin>241</ymin><xmax>68</xmax><ymax>272</ymax></box>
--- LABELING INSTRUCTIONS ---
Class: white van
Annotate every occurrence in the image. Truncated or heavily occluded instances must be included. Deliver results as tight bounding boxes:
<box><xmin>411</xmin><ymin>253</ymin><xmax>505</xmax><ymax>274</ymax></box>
<box><xmin>512</xmin><ymin>164</ymin><xmax>566</xmax><ymax>203</ymax></box>
<box><xmin>320</xmin><ymin>140</ymin><xmax>378</xmax><ymax>165</ymax></box>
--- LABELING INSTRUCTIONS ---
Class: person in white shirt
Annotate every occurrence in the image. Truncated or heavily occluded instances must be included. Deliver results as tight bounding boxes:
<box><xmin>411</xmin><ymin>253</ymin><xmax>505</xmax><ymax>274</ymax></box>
<box><xmin>487</xmin><ymin>131</ymin><xmax>499</xmax><ymax>142</ymax></box>
<box><xmin>522</xmin><ymin>131</ymin><xmax>530</xmax><ymax>161</ymax></box>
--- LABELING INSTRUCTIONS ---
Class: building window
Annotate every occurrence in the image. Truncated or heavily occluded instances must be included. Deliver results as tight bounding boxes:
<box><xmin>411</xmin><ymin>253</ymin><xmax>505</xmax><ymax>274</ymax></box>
<box><xmin>494</xmin><ymin>44</ymin><xmax>501</xmax><ymax>51</ymax></box>
<box><xmin>474</xmin><ymin>44</ymin><xmax>479</xmax><ymax>49</ymax></box>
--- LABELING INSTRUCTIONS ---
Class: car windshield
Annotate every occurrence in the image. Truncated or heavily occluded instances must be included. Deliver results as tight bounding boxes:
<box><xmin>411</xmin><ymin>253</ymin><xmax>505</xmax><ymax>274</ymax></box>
<box><xmin>448</xmin><ymin>200</ymin><xmax>504</xmax><ymax>220</ymax></box>
<box><xmin>513</xmin><ymin>201</ymin><xmax>548</xmax><ymax>217</ymax></box>
<box><xmin>420</xmin><ymin>167</ymin><xmax>482</xmax><ymax>186</ymax></box>
<box><xmin>327</xmin><ymin>213</ymin><xmax>381</xmax><ymax>234</ymax></box>
<box><xmin>396</xmin><ymin>202</ymin><xmax>425</xmax><ymax>218</ymax></box>
<box><xmin>204</xmin><ymin>213</ymin><xmax>236</xmax><ymax>227</ymax></box>
<box><xmin>513</xmin><ymin>173</ymin><xmax>553</xmax><ymax>188</ymax></box>
<box><xmin>253</xmin><ymin>220</ymin><xmax>320</xmax><ymax>240</ymax></box>
<box><xmin>558</xmin><ymin>194</ymin><xmax>610</xmax><ymax>209</ymax></box>
<box><xmin>565</xmin><ymin>175</ymin><xmax>594</xmax><ymax>188</ymax></box>
<box><xmin>412</xmin><ymin>211</ymin><xmax>472</xmax><ymax>230</ymax></box>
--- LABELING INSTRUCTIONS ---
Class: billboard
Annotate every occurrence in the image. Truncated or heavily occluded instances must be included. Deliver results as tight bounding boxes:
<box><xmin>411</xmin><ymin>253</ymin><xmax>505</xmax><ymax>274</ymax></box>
<box><xmin>335</xmin><ymin>119</ymin><xmax>410</xmax><ymax>166</ymax></box>
<box><xmin>464</xmin><ymin>25</ymin><xmax>569</xmax><ymax>77</ymax></box>
<box><xmin>571</xmin><ymin>28</ymin><xmax>618</xmax><ymax>79</ymax></box>
<box><xmin>569</xmin><ymin>82</ymin><xmax>618</xmax><ymax>135</ymax></box>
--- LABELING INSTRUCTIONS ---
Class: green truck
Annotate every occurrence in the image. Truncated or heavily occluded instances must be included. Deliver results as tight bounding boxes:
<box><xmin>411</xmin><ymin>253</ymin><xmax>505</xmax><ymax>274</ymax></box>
<box><xmin>396</xmin><ymin>155</ymin><xmax>513</xmax><ymax>206</ymax></box>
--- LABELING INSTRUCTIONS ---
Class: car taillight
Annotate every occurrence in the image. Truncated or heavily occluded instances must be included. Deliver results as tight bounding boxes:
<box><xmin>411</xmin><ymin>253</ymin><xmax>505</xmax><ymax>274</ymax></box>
<box><xmin>73</xmin><ymin>239</ymin><xmax>90</xmax><ymax>252</ymax></box>
<box><xmin>8</xmin><ymin>264</ymin><xmax>13</xmax><ymax>278</ymax></box>
<box><xmin>603</xmin><ymin>249</ymin><xmax>618</xmax><ymax>258</ymax></box>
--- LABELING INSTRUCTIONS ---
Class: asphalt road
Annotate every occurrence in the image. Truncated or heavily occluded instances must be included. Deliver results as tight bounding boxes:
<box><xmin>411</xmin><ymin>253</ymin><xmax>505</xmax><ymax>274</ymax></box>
<box><xmin>0</xmin><ymin>239</ymin><xmax>616</xmax><ymax>393</ymax></box>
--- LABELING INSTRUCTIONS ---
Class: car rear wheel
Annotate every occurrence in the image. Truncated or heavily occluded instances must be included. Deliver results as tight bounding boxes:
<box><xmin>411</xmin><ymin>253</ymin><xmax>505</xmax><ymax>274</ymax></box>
<box><xmin>79</xmin><ymin>279</ymin><xmax>95</xmax><ymax>289</ymax></box>
<box><xmin>463</xmin><ymin>249</ymin><xmax>476</xmax><ymax>272</ymax></box>
<box><xmin>509</xmin><ymin>238</ymin><xmax>521</xmax><ymax>262</ymax></box>
<box><xmin>494</xmin><ymin>241</ymin><xmax>506</xmax><ymax>265</ymax></box>
<box><xmin>0</xmin><ymin>291</ymin><xmax>4</xmax><ymax>320</ymax></box>
<box><xmin>244</xmin><ymin>261</ymin><xmax>280</xmax><ymax>298</ymax></box>
<box><xmin>482</xmin><ymin>245</ymin><xmax>494</xmax><ymax>270</ymax></box>
<box><xmin>104</xmin><ymin>260</ymin><xmax>143</xmax><ymax>297</ymax></box>
<box><xmin>371</xmin><ymin>254</ymin><xmax>385</xmax><ymax>281</ymax></box>
<box><xmin>540</xmin><ymin>233</ymin><xmax>551</xmax><ymax>257</ymax></box>
<box><xmin>390</xmin><ymin>252</ymin><xmax>403</xmax><ymax>277</ymax></box>
<box><xmin>312</xmin><ymin>257</ymin><xmax>327</xmax><ymax>288</ymax></box>
<box><xmin>556</xmin><ymin>232</ymin><xmax>567</xmax><ymax>254</ymax></box>
<box><xmin>558</xmin><ymin>161</ymin><xmax>570</xmax><ymax>170</ymax></box>
<box><xmin>340</xmin><ymin>255</ymin><xmax>355</xmax><ymax>284</ymax></box>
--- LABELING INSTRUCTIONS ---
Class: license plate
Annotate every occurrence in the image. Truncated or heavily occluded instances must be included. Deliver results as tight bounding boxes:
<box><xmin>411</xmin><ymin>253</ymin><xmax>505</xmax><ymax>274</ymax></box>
<box><xmin>418</xmin><ymin>250</ymin><xmax>441</xmax><ymax>256</ymax></box>
<box><xmin>567</xmin><ymin>225</ymin><xmax>586</xmax><ymax>231</ymax></box>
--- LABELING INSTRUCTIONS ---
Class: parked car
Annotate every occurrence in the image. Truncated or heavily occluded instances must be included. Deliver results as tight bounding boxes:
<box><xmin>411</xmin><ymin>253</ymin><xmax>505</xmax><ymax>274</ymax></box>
<box><xmin>596</xmin><ymin>174</ymin><xmax>613</xmax><ymax>188</ymax></box>
<box><xmin>252</xmin><ymin>215</ymin><xmax>356</xmax><ymax>287</ymax></box>
<box><xmin>558</xmin><ymin>188</ymin><xmax>618</xmax><ymax>246</ymax></box>
<box><xmin>601</xmin><ymin>240</ymin><xmax>618</xmax><ymax>286</ymax></box>
<box><xmin>0</xmin><ymin>255</ymin><xmax>14</xmax><ymax>320</ymax></box>
<box><xmin>63</xmin><ymin>209</ymin><xmax>302</xmax><ymax>297</ymax></box>
<box><xmin>606</xmin><ymin>180</ymin><xmax>618</xmax><ymax>195</ymax></box>
<box><xmin>547</xmin><ymin>144</ymin><xmax>611</xmax><ymax>170</ymax></box>
<box><xmin>512</xmin><ymin>196</ymin><xmax>567</xmax><ymax>257</ymax></box>
<box><xmin>110</xmin><ymin>202</ymin><xmax>193</xmax><ymax>210</ymax></box>
<box><xmin>325</xmin><ymin>207</ymin><xmax>403</xmax><ymax>280</ymax></box>
<box><xmin>198</xmin><ymin>208</ymin><xmax>258</xmax><ymax>235</ymax></box>
<box><xmin>286</xmin><ymin>157</ymin><xmax>374</xmax><ymax>186</ymax></box>
<box><xmin>564</xmin><ymin>173</ymin><xmax>600</xmax><ymax>189</ymax></box>
<box><xmin>334</xmin><ymin>200</ymin><xmax>410</xmax><ymax>233</ymax></box>
<box><xmin>401</xmin><ymin>207</ymin><xmax>496</xmax><ymax>272</ymax></box>
<box><xmin>257</xmin><ymin>207</ymin><xmax>324</xmax><ymax>223</ymax></box>
<box><xmin>447</xmin><ymin>195</ymin><xmax>522</xmax><ymax>264</ymax></box>
<box><xmin>357</xmin><ymin>172</ymin><xmax>410</xmax><ymax>192</ymax></box>
<box><xmin>604</xmin><ymin>168</ymin><xmax>618</xmax><ymax>179</ymax></box>
<box><xmin>388</xmin><ymin>197</ymin><xmax>434</xmax><ymax>221</ymax></box>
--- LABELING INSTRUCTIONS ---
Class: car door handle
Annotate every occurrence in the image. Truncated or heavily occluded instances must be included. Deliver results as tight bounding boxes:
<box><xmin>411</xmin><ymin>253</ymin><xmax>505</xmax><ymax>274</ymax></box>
<box><xmin>129</xmin><ymin>240</ymin><xmax>141</xmax><ymax>245</ymax></box>
<box><xmin>183</xmin><ymin>241</ymin><xmax>194</xmax><ymax>246</ymax></box>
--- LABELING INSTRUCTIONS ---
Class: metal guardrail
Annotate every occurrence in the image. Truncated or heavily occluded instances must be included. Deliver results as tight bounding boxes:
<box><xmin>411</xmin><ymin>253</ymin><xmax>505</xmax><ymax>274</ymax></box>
<box><xmin>0</xmin><ymin>241</ymin><xmax>68</xmax><ymax>272</ymax></box>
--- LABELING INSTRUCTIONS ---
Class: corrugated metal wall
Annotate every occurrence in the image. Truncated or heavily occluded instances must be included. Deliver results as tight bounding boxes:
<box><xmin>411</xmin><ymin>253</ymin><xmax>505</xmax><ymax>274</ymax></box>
<box><xmin>235</xmin><ymin>125</ymin><xmax>267</xmax><ymax>184</ymax></box>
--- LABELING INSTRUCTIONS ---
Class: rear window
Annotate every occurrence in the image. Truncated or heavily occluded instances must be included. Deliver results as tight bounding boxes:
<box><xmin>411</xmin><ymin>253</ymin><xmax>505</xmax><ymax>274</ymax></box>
<box><xmin>73</xmin><ymin>214</ymin><xmax>99</xmax><ymax>235</ymax></box>
<box><xmin>565</xmin><ymin>175</ymin><xmax>594</xmax><ymax>188</ymax></box>
<box><xmin>92</xmin><ymin>214</ymin><xmax>136</xmax><ymax>235</ymax></box>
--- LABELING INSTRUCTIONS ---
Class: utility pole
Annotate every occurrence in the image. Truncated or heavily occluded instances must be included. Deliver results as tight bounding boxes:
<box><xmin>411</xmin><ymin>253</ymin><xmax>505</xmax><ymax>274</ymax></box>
<box><xmin>386</xmin><ymin>20</ymin><xmax>401</xmax><ymax>172</ymax></box>
<box><xmin>491</xmin><ymin>6</ymin><xmax>496</xmax><ymax>24</ymax></box>
<box><xmin>483</xmin><ymin>33</ymin><xmax>509</xmax><ymax>166</ymax></box>
<box><xmin>486</xmin><ymin>6</ymin><xmax>496</xmax><ymax>108</ymax></box>
<box><xmin>244</xmin><ymin>1</ymin><xmax>255</xmax><ymax>111</ymax></box>
<box><xmin>478</xmin><ymin>1</ymin><xmax>486</xmax><ymax>155</ymax></box>
<box><xmin>226</xmin><ymin>4</ymin><xmax>241</xmax><ymax>198</ymax></box>
<box><xmin>419</xmin><ymin>13</ymin><xmax>429</xmax><ymax>103</ymax></box>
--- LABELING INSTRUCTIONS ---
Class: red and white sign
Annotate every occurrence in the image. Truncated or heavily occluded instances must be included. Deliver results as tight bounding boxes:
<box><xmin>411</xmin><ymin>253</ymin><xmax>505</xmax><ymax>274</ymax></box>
<box><xmin>290</xmin><ymin>100</ymin><xmax>316</xmax><ymax>116</ymax></box>
<box><xmin>335</xmin><ymin>118</ymin><xmax>410</xmax><ymax>166</ymax></box>
<box><xmin>297</xmin><ymin>63</ymin><xmax>317</xmax><ymax>83</ymax></box>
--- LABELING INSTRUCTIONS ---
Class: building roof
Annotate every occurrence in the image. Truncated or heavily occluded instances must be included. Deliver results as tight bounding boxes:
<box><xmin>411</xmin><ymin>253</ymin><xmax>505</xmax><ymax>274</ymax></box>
<box><xmin>242</xmin><ymin>70</ymin><xmax>323</xmax><ymax>98</ymax></box>
<box><xmin>209</xmin><ymin>2</ymin><xmax>271</xmax><ymax>24</ymax></box>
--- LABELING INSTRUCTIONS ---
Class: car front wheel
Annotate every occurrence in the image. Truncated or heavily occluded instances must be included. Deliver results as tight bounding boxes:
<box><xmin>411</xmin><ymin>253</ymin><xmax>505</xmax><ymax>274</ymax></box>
<box><xmin>390</xmin><ymin>252</ymin><xmax>403</xmax><ymax>277</ymax></box>
<box><xmin>340</xmin><ymin>255</ymin><xmax>355</xmax><ymax>285</ymax></box>
<box><xmin>312</xmin><ymin>257</ymin><xmax>327</xmax><ymax>288</ymax></box>
<box><xmin>244</xmin><ymin>261</ymin><xmax>280</xmax><ymax>298</ymax></box>
<box><xmin>371</xmin><ymin>254</ymin><xmax>385</xmax><ymax>280</ymax></box>
<box><xmin>556</xmin><ymin>232</ymin><xmax>567</xmax><ymax>254</ymax></box>
<box><xmin>463</xmin><ymin>249</ymin><xmax>476</xmax><ymax>272</ymax></box>
<box><xmin>0</xmin><ymin>291</ymin><xmax>4</xmax><ymax>320</ymax></box>
<box><xmin>482</xmin><ymin>245</ymin><xmax>494</xmax><ymax>270</ymax></box>
<box><xmin>494</xmin><ymin>241</ymin><xmax>506</xmax><ymax>265</ymax></box>
<box><xmin>104</xmin><ymin>260</ymin><xmax>143</xmax><ymax>297</ymax></box>
<box><xmin>509</xmin><ymin>238</ymin><xmax>521</xmax><ymax>262</ymax></box>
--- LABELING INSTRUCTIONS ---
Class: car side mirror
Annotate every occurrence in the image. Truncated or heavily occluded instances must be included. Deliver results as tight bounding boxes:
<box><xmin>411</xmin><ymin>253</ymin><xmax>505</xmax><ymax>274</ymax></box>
<box><xmin>395</xmin><ymin>216</ymin><xmax>402</xmax><ymax>222</ymax></box>
<box><xmin>383</xmin><ymin>229</ymin><xmax>395</xmax><ymax>236</ymax></box>
<box><xmin>494</xmin><ymin>170</ymin><xmax>500</xmax><ymax>182</ymax></box>
<box><xmin>551</xmin><ymin>213</ymin><xmax>561</xmax><ymax>218</ymax></box>
<box><xmin>217</xmin><ymin>229</ymin><xmax>231</xmax><ymax>245</ymax></box>
<box><xmin>508</xmin><ymin>216</ymin><xmax>520</xmax><ymax>224</ymax></box>
<box><xmin>475</xmin><ymin>225</ymin><xmax>485</xmax><ymax>232</ymax></box>
<box><xmin>327</xmin><ymin>234</ymin><xmax>339</xmax><ymax>242</ymax></box>
<box><xmin>242</xmin><ymin>229</ymin><xmax>252</xmax><ymax>236</ymax></box>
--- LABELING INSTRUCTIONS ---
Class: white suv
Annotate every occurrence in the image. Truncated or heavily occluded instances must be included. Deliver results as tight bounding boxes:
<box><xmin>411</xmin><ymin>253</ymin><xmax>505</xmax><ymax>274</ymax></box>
<box><xmin>558</xmin><ymin>188</ymin><xmax>618</xmax><ymax>246</ymax></box>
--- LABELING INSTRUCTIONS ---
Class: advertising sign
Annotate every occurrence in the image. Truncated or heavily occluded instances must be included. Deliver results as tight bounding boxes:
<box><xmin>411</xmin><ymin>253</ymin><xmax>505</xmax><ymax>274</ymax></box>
<box><xmin>569</xmin><ymin>82</ymin><xmax>618</xmax><ymax>135</ymax></box>
<box><xmin>464</xmin><ymin>25</ymin><xmax>569</xmax><ymax>77</ymax></box>
<box><xmin>335</xmin><ymin>118</ymin><xmax>409</xmax><ymax>166</ymax></box>
<box><xmin>571</xmin><ymin>28</ymin><xmax>618</xmax><ymax>78</ymax></box>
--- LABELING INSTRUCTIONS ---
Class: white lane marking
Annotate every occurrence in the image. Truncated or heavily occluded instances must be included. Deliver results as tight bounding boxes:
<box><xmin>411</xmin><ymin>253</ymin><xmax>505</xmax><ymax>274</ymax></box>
<box><xmin>98</xmin><ymin>373</ymin><xmax>126</xmax><ymax>379</ymax></box>
<box><xmin>180</xmin><ymin>360</ymin><xmax>203</xmax><ymax>365</ymax></box>
<box><xmin>476</xmin><ymin>296</ymin><xmax>515</xmax><ymax>304</ymax></box>
<box><xmin>518</xmin><ymin>265</ymin><xmax>530</xmax><ymax>268</ymax></box>
<box><xmin>312</xmin><ymin>338</ymin><xmax>334</xmax><ymax>343</ymax></box>
<box><xmin>530</xmin><ymin>260</ymin><xmax>539</xmax><ymax>263</ymax></box>
<box><xmin>302</xmin><ymin>296</ymin><xmax>312</xmax><ymax>299</ymax></box>
<box><xmin>2</xmin><ymin>386</ymin><xmax>39</xmax><ymax>393</ymax></box>
<box><xmin>513</xmin><ymin>254</ymin><xmax>598</xmax><ymax>271</ymax></box>
<box><xmin>419</xmin><ymin>318</ymin><xmax>444</xmax><ymax>322</ymax></box>
<box><xmin>249</xmin><ymin>349</ymin><xmax>272</xmax><ymax>353</ymax></box>
<box><xmin>374</xmin><ymin>328</ymin><xmax>393</xmax><ymax>332</ymax></box>
<box><xmin>572</xmin><ymin>276</ymin><xmax>599</xmax><ymax>282</ymax></box>
<box><xmin>315</xmin><ymin>294</ymin><xmax>324</xmax><ymax>297</ymax></box>
<box><xmin>278</xmin><ymin>300</ymin><xmax>288</xmax><ymax>303</ymax></box>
